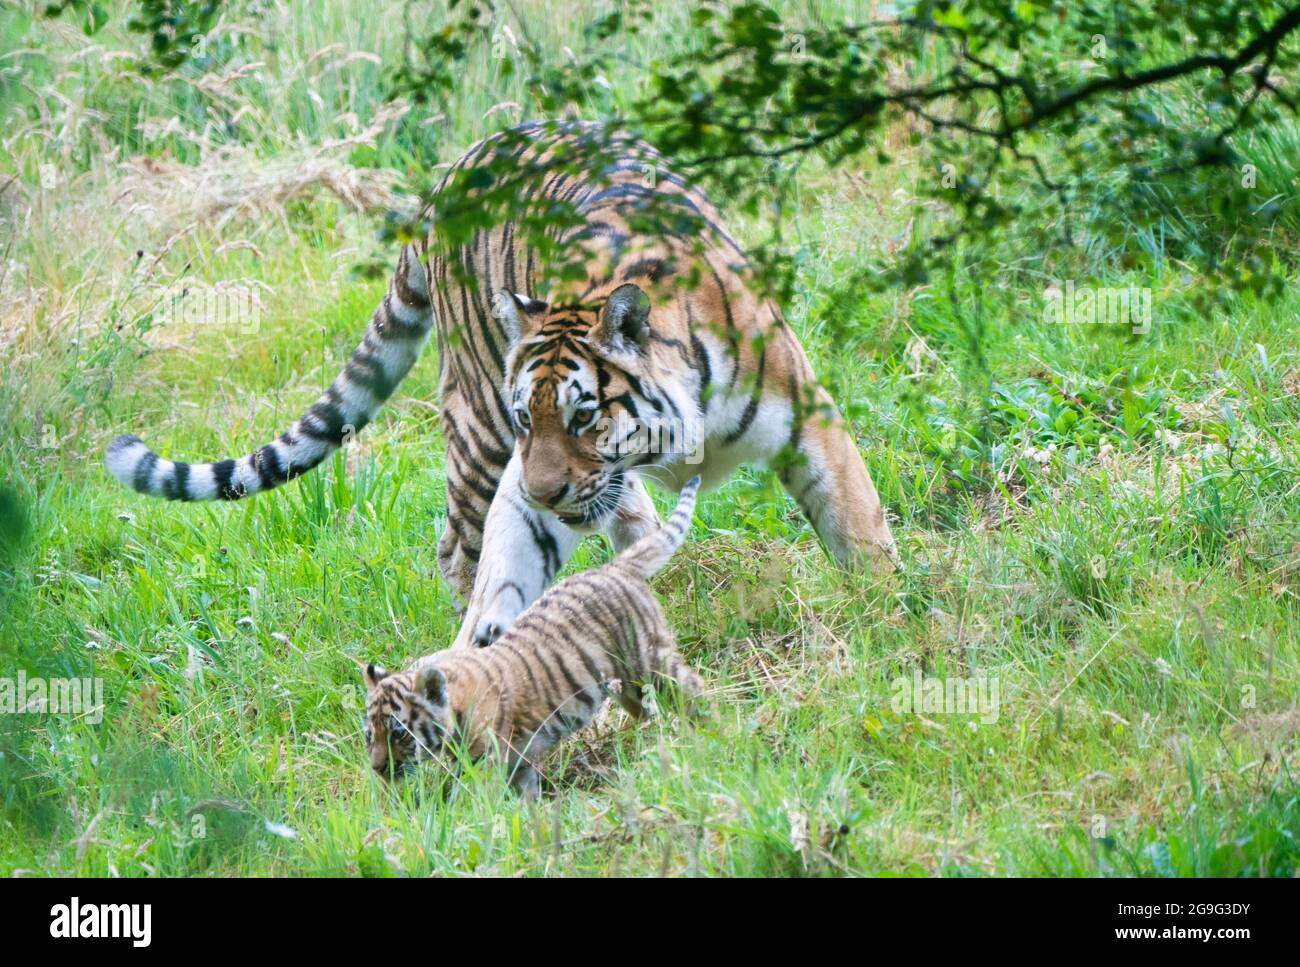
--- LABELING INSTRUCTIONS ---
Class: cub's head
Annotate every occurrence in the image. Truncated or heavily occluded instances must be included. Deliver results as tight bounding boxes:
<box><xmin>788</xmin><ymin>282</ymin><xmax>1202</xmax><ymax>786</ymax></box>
<box><xmin>495</xmin><ymin>282</ymin><xmax>697</xmax><ymax>529</ymax></box>
<box><xmin>362</xmin><ymin>662</ymin><xmax>452</xmax><ymax>780</ymax></box>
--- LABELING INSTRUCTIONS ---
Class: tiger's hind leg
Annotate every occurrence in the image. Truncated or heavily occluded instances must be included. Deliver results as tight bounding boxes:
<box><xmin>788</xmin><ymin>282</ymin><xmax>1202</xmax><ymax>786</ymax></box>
<box><xmin>609</xmin><ymin>680</ymin><xmax>646</xmax><ymax>719</ymax></box>
<box><xmin>776</xmin><ymin>387</ymin><xmax>900</xmax><ymax>573</ymax></box>
<box><xmin>653</xmin><ymin>639</ymin><xmax>709</xmax><ymax>720</ymax></box>
<box><xmin>436</xmin><ymin>389</ymin><xmax>514</xmax><ymax>609</ymax></box>
<box><xmin>658</xmin><ymin>646</ymin><xmax>705</xmax><ymax>701</ymax></box>
<box><xmin>507</xmin><ymin>758</ymin><xmax>542</xmax><ymax>800</ymax></box>
<box><xmin>633</xmin><ymin>606</ymin><xmax>707</xmax><ymax>719</ymax></box>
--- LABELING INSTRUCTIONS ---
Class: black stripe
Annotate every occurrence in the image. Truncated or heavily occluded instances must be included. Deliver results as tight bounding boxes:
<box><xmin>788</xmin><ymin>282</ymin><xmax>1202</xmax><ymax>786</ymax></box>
<box><xmin>723</xmin><ymin>338</ymin><xmax>767</xmax><ymax>446</ymax></box>
<box><xmin>160</xmin><ymin>465</ymin><xmax>178</xmax><ymax>500</ymax></box>
<box><xmin>446</xmin><ymin>456</ymin><xmax>498</xmax><ymax>507</ymax></box>
<box><xmin>445</xmin><ymin>478</ymin><xmax>489</xmax><ymax>527</ymax></box>
<box><xmin>620</xmin><ymin>257</ymin><xmax>673</xmax><ymax>283</ymax></box>
<box><xmin>551</xmin><ymin>616</ymin><xmax>610</xmax><ymax>687</ymax></box>
<box><xmin>345</xmin><ymin>354</ymin><xmax>395</xmax><ymax>400</ymax></box>
<box><xmin>299</xmin><ymin>401</ymin><xmax>350</xmax><ymax>445</ymax></box>
<box><xmin>547</xmin><ymin>637</ymin><xmax>587</xmax><ymax>696</ymax></box>
<box><xmin>562</xmin><ymin>577</ymin><xmax>624</xmax><ymax>639</ymax></box>
<box><xmin>393</xmin><ymin>251</ymin><xmax>430</xmax><ymax>308</ymax></box>
<box><xmin>460</xmin><ymin>413</ymin><xmax>513</xmax><ymax>471</ymax></box>
<box><xmin>170</xmin><ymin>461</ymin><xmax>192</xmax><ymax>501</ymax></box>
<box><xmin>785</xmin><ymin>371</ymin><xmax>804</xmax><ymax>456</ymax></box>
<box><xmin>444</xmin><ymin>514</ymin><xmax>482</xmax><ymax>562</ymax></box>
<box><xmin>212</xmin><ymin>459</ymin><xmax>245</xmax><ymax>500</ymax></box>
<box><xmin>525</xmin><ymin>639</ymin><xmax>566</xmax><ymax>708</ymax></box>
<box><xmin>518</xmin><ymin>505</ymin><xmax>561</xmax><ymax>580</ymax></box>
<box><xmin>133</xmin><ymin>451</ymin><xmax>158</xmax><ymax>494</ymax></box>
<box><xmin>690</xmin><ymin>331</ymin><xmax>713</xmax><ymax>410</ymax></box>
<box><xmin>254</xmin><ymin>444</ymin><xmax>286</xmax><ymax>490</ymax></box>
<box><xmin>497</xmin><ymin>637</ymin><xmax>544</xmax><ymax>700</ymax></box>
<box><xmin>606</xmin><ymin>392</ymin><xmax>639</xmax><ymax>420</ymax></box>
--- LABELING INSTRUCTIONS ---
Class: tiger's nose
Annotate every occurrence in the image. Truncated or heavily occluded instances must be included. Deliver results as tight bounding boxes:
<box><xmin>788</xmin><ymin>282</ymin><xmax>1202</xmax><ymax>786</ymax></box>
<box><xmin>528</xmin><ymin>482</ymin><xmax>569</xmax><ymax>508</ymax></box>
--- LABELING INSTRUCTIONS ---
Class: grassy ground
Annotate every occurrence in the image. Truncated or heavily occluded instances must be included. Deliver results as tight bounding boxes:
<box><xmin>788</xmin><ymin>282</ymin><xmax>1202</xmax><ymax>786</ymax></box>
<box><xmin>1</xmin><ymin>0</ymin><xmax>1298</xmax><ymax>876</ymax></box>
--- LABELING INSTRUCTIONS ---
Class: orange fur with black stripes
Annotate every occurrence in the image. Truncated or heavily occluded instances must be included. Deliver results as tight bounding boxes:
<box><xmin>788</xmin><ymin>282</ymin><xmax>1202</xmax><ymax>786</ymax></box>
<box><xmin>102</xmin><ymin>121</ymin><xmax>897</xmax><ymax>651</ymax></box>
<box><xmin>448</xmin><ymin>121</ymin><xmax>898</xmax><ymax>647</ymax></box>
<box><xmin>363</xmin><ymin>477</ymin><xmax>704</xmax><ymax>796</ymax></box>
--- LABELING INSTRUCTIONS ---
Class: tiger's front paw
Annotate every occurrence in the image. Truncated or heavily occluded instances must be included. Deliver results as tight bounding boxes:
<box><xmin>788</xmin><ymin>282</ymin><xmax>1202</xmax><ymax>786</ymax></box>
<box><xmin>473</xmin><ymin>620</ymin><xmax>504</xmax><ymax>648</ymax></box>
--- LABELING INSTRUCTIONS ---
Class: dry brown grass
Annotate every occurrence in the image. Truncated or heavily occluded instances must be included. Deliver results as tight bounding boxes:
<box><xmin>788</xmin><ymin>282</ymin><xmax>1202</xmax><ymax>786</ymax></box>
<box><xmin>115</xmin><ymin>101</ymin><xmax>408</xmax><ymax>237</ymax></box>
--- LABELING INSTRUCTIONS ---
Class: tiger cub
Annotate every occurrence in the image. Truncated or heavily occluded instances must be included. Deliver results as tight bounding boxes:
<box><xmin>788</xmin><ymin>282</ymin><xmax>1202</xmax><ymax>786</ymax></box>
<box><xmin>363</xmin><ymin>476</ymin><xmax>704</xmax><ymax>797</ymax></box>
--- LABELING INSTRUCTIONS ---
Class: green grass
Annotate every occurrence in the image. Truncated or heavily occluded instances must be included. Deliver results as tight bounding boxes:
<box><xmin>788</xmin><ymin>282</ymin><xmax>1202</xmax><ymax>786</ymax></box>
<box><xmin>1</xmin><ymin>0</ymin><xmax>1298</xmax><ymax>876</ymax></box>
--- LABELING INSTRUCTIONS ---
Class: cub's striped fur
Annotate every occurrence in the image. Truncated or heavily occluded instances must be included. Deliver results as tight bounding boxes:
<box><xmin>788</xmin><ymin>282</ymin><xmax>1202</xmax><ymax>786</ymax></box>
<box><xmin>363</xmin><ymin>476</ymin><xmax>704</xmax><ymax>796</ymax></box>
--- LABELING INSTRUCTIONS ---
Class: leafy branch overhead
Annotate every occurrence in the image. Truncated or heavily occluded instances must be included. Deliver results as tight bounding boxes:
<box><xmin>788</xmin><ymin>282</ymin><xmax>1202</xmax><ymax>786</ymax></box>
<box><xmin>55</xmin><ymin>1</ymin><xmax>1300</xmax><ymax>304</ymax></box>
<box><xmin>393</xmin><ymin>0</ymin><xmax>1300</xmax><ymax>303</ymax></box>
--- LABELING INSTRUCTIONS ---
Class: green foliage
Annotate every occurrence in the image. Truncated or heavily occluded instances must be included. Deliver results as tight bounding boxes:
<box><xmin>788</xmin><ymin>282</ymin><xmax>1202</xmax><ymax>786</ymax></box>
<box><xmin>44</xmin><ymin>0</ymin><xmax>222</xmax><ymax>66</ymax></box>
<box><xmin>371</xmin><ymin>1</ymin><xmax>1300</xmax><ymax>308</ymax></box>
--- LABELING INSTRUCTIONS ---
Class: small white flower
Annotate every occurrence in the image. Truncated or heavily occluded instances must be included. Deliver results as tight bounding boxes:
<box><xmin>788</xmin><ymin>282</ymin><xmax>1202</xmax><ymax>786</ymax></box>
<box><xmin>787</xmin><ymin>805</ymin><xmax>811</xmax><ymax>865</ymax></box>
<box><xmin>1025</xmin><ymin>445</ymin><xmax>1052</xmax><ymax>465</ymax></box>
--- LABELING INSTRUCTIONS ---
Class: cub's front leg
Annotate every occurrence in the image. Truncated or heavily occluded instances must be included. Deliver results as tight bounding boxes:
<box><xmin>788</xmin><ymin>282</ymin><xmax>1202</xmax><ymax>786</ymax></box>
<box><xmin>603</xmin><ymin>474</ymin><xmax>661</xmax><ymax>552</ymax></box>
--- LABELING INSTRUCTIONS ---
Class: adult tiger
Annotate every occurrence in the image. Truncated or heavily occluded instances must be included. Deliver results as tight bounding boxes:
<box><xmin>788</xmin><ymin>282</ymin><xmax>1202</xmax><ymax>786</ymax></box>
<box><xmin>105</xmin><ymin>121</ymin><xmax>898</xmax><ymax>647</ymax></box>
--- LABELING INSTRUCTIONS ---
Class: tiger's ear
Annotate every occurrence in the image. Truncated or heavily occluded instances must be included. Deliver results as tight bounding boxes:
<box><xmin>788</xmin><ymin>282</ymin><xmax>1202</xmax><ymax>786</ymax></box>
<box><xmin>594</xmin><ymin>283</ymin><xmax>651</xmax><ymax>353</ymax></box>
<box><xmin>414</xmin><ymin>664</ymin><xmax>447</xmax><ymax>703</ymax></box>
<box><xmin>492</xmin><ymin>290</ymin><xmax>547</xmax><ymax>345</ymax></box>
<box><xmin>363</xmin><ymin>663</ymin><xmax>387</xmax><ymax>690</ymax></box>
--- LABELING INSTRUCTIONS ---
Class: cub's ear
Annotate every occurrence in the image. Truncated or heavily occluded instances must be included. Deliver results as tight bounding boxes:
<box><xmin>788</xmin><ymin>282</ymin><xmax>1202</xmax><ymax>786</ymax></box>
<box><xmin>595</xmin><ymin>283</ymin><xmax>651</xmax><ymax>353</ymax></box>
<box><xmin>492</xmin><ymin>290</ymin><xmax>548</xmax><ymax>345</ymax></box>
<box><xmin>414</xmin><ymin>664</ymin><xmax>447</xmax><ymax>703</ymax></box>
<box><xmin>363</xmin><ymin>663</ymin><xmax>387</xmax><ymax>690</ymax></box>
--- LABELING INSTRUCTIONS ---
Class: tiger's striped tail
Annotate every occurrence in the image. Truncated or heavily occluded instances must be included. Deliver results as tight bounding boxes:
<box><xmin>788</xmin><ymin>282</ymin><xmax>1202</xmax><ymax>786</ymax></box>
<box><xmin>613</xmin><ymin>475</ymin><xmax>700</xmax><ymax>581</ymax></box>
<box><xmin>105</xmin><ymin>246</ymin><xmax>433</xmax><ymax>502</ymax></box>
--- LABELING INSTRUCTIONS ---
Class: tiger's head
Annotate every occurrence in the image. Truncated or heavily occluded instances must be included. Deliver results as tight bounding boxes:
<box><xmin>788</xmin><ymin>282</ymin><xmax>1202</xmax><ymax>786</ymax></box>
<box><xmin>362</xmin><ymin>661</ymin><xmax>452</xmax><ymax>781</ymax></box>
<box><xmin>494</xmin><ymin>282</ymin><xmax>699</xmax><ymax>530</ymax></box>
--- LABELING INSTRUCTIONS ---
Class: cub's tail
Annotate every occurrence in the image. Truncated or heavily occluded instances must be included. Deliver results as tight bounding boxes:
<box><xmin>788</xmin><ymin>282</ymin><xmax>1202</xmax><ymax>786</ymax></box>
<box><xmin>105</xmin><ymin>245</ymin><xmax>432</xmax><ymax>501</ymax></box>
<box><xmin>614</xmin><ymin>475</ymin><xmax>701</xmax><ymax>581</ymax></box>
